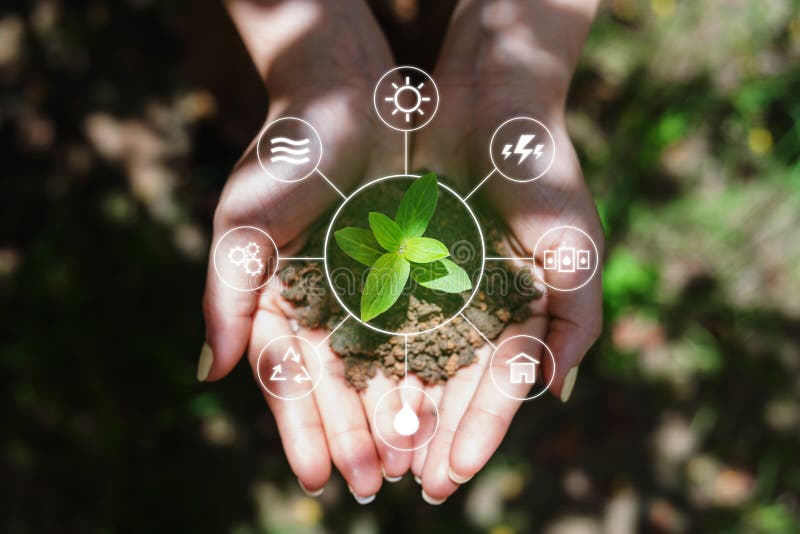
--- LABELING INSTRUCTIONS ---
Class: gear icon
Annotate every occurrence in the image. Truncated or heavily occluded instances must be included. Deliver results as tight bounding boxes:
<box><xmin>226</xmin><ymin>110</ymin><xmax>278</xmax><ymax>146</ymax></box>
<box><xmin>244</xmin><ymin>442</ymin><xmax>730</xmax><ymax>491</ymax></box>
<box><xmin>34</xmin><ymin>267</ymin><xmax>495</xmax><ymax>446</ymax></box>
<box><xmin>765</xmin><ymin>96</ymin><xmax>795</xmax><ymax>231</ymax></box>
<box><xmin>244</xmin><ymin>256</ymin><xmax>265</xmax><ymax>276</ymax></box>
<box><xmin>245</xmin><ymin>242</ymin><xmax>260</xmax><ymax>257</ymax></box>
<box><xmin>227</xmin><ymin>245</ymin><xmax>248</xmax><ymax>266</ymax></box>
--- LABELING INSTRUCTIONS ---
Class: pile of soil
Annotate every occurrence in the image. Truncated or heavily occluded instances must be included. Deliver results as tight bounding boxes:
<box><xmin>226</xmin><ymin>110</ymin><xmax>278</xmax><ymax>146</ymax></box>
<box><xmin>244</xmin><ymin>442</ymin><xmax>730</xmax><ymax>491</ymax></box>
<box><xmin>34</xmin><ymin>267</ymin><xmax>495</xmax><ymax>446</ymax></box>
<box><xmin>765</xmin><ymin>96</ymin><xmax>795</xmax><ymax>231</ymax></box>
<box><xmin>280</xmin><ymin>177</ymin><xmax>541</xmax><ymax>389</ymax></box>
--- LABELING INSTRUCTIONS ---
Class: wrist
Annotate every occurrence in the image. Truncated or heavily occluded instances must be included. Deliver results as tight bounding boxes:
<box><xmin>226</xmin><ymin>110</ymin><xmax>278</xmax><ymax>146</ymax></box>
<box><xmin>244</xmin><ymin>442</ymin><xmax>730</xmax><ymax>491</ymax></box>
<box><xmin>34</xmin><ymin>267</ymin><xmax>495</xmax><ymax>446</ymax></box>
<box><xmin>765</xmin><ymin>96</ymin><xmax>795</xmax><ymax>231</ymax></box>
<box><xmin>224</xmin><ymin>0</ymin><xmax>390</xmax><ymax>96</ymax></box>
<box><xmin>439</xmin><ymin>0</ymin><xmax>599</xmax><ymax>112</ymax></box>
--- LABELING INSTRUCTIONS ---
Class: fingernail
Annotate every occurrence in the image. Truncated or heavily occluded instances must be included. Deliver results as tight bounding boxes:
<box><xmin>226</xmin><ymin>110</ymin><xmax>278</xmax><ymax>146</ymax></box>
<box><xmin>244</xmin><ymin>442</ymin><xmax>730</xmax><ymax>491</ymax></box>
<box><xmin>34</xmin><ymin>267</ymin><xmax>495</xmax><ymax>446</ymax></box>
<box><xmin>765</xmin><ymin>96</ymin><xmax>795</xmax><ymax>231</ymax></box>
<box><xmin>381</xmin><ymin>466</ymin><xmax>402</xmax><ymax>483</ymax></box>
<box><xmin>561</xmin><ymin>365</ymin><xmax>579</xmax><ymax>403</ymax></box>
<box><xmin>448</xmin><ymin>467</ymin><xmax>473</xmax><ymax>484</ymax></box>
<box><xmin>196</xmin><ymin>343</ymin><xmax>214</xmax><ymax>382</ymax></box>
<box><xmin>414</xmin><ymin>475</ymin><xmax>422</xmax><ymax>485</ymax></box>
<box><xmin>298</xmin><ymin>479</ymin><xmax>324</xmax><ymax>497</ymax></box>
<box><xmin>421</xmin><ymin>489</ymin><xmax>446</xmax><ymax>505</ymax></box>
<box><xmin>348</xmin><ymin>485</ymin><xmax>376</xmax><ymax>505</ymax></box>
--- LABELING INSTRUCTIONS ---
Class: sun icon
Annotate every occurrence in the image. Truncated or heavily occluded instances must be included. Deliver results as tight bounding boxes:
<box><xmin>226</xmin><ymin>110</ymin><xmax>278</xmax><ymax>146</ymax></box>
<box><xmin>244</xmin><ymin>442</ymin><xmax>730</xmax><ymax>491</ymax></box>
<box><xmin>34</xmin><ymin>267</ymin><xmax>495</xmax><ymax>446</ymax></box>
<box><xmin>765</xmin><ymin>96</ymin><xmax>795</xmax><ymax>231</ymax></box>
<box><xmin>385</xmin><ymin>76</ymin><xmax>432</xmax><ymax>123</ymax></box>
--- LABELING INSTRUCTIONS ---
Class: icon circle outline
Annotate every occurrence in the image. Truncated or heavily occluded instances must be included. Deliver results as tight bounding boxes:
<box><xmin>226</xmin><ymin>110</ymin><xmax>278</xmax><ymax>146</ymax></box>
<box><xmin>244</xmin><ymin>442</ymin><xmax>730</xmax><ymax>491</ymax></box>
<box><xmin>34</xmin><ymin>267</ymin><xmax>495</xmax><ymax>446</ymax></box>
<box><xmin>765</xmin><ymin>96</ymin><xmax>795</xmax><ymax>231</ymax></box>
<box><xmin>213</xmin><ymin>225</ymin><xmax>280</xmax><ymax>292</ymax></box>
<box><xmin>256</xmin><ymin>116</ymin><xmax>323</xmax><ymax>183</ymax></box>
<box><xmin>532</xmin><ymin>225</ymin><xmax>599</xmax><ymax>292</ymax></box>
<box><xmin>256</xmin><ymin>335</ymin><xmax>324</xmax><ymax>401</ymax></box>
<box><xmin>372</xmin><ymin>66</ymin><xmax>440</xmax><ymax>132</ymax></box>
<box><xmin>372</xmin><ymin>385</ymin><xmax>440</xmax><ymax>452</ymax></box>
<box><xmin>322</xmin><ymin>173</ymin><xmax>486</xmax><ymax>337</ymax></box>
<box><xmin>489</xmin><ymin>334</ymin><xmax>557</xmax><ymax>401</ymax></box>
<box><xmin>489</xmin><ymin>116</ymin><xmax>557</xmax><ymax>183</ymax></box>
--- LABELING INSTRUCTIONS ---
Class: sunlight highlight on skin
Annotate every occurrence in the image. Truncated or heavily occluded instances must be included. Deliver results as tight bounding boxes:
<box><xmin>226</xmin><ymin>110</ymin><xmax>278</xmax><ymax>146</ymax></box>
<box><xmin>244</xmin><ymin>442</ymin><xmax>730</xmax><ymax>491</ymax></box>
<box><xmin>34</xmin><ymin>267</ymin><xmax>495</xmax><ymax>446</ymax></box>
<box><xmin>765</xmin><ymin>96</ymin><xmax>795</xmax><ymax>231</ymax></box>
<box><xmin>228</xmin><ymin>0</ymin><xmax>322</xmax><ymax>78</ymax></box>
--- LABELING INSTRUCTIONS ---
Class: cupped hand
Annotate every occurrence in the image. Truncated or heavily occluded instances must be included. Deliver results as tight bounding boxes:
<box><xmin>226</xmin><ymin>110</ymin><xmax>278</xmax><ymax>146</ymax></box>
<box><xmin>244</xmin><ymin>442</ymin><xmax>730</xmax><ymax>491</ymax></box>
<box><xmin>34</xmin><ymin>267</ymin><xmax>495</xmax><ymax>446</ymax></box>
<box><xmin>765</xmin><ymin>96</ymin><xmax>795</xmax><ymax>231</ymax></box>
<box><xmin>201</xmin><ymin>0</ymin><xmax>411</xmax><ymax>501</ymax></box>
<box><xmin>407</xmin><ymin>0</ymin><xmax>603</xmax><ymax>503</ymax></box>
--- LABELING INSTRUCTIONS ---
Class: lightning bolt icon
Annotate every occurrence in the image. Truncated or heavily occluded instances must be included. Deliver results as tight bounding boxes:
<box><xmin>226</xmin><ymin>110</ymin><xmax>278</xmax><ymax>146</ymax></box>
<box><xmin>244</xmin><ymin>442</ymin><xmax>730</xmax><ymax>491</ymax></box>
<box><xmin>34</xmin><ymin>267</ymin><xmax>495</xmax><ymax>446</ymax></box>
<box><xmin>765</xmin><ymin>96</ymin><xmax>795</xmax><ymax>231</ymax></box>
<box><xmin>501</xmin><ymin>134</ymin><xmax>547</xmax><ymax>164</ymax></box>
<box><xmin>513</xmin><ymin>134</ymin><xmax>535</xmax><ymax>164</ymax></box>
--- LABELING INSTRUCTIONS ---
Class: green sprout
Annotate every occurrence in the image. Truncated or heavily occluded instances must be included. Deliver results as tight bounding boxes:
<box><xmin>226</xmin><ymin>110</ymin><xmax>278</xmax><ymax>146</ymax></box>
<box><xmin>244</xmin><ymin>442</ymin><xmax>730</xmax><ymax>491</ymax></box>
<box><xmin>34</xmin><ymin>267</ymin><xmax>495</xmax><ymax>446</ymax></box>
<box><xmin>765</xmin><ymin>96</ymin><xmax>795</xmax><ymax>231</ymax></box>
<box><xmin>334</xmin><ymin>173</ymin><xmax>473</xmax><ymax>322</ymax></box>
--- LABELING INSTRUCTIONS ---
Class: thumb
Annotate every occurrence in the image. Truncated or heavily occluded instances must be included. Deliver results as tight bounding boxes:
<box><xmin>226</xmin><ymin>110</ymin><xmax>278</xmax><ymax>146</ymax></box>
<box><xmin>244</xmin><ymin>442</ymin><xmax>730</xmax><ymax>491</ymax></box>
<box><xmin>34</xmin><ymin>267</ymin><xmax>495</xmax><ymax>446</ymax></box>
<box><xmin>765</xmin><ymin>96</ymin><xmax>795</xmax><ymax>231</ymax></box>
<box><xmin>198</xmin><ymin>224</ymin><xmax>277</xmax><ymax>382</ymax></box>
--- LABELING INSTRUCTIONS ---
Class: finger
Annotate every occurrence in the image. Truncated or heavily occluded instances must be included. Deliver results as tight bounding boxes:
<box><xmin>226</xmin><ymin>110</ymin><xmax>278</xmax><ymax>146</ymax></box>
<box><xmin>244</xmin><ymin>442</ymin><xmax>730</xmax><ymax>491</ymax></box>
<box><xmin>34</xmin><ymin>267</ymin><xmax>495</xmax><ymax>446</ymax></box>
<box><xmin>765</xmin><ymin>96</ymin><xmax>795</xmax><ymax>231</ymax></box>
<box><xmin>448</xmin><ymin>315</ymin><xmax>548</xmax><ymax>484</ymax></box>
<box><xmin>200</xmin><ymin>141</ymin><xmax>335</xmax><ymax>382</ymax></box>
<box><xmin>305</xmin><ymin>330</ymin><xmax>383</xmax><ymax>503</ymax></box>
<box><xmin>533</xmin><ymin>226</ymin><xmax>602</xmax><ymax>401</ymax></box>
<box><xmin>248</xmin><ymin>302</ymin><xmax>332</xmax><ymax>493</ymax></box>
<box><xmin>360</xmin><ymin>372</ymin><xmax>414</xmax><ymax>481</ymax></box>
<box><xmin>200</xmin><ymin>229</ymin><xmax>270</xmax><ymax>382</ymax></box>
<box><xmin>543</xmin><ymin>274</ymin><xmax>602</xmax><ymax>401</ymax></box>
<box><xmin>411</xmin><ymin>381</ymin><xmax>444</xmax><ymax>482</ymax></box>
<box><xmin>484</xmin><ymin>133</ymin><xmax>604</xmax><ymax>399</ymax></box>
<box><xmin>419</xmin><ymin>343</ymin><xmax>492</xmax><ymax>504</ymax></box>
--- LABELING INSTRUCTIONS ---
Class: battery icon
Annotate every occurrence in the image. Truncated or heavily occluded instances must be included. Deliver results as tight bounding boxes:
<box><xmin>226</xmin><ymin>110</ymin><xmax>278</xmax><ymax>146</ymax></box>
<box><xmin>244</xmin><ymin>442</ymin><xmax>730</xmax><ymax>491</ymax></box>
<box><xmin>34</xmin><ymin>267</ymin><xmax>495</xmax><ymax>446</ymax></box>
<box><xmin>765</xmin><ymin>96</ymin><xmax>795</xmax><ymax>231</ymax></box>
<box><xmin>544</xmin><ymin>247</ymin><xmax>591</xmax><ymax>272</ymax></box>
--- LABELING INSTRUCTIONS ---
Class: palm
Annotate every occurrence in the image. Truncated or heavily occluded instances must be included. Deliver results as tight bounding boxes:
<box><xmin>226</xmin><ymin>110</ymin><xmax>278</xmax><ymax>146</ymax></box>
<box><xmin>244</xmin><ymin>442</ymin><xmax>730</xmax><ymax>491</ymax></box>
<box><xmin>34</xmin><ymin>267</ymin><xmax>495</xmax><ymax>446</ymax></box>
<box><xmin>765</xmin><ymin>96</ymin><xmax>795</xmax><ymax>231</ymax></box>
<box><xmin>206</xmin><ymin>69</ymin><xmax>413</xmax><ymax>498</ymax></box>
<box><xmin>404</xmin><ymin>41</ymin><xmax>604</xmax><ymax>500</ymax></box>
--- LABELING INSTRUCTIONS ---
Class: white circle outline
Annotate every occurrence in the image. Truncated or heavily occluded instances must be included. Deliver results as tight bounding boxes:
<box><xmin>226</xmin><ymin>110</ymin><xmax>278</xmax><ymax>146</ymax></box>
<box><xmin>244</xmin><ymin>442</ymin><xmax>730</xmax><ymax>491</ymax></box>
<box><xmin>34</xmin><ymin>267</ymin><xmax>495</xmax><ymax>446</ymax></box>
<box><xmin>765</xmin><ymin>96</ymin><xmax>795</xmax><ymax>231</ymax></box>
<box><xmin>372</xmin><ymin>66</ymin><xmax>440</xmax><ymax>132</ymax></box>
<box><xmin>489</xmin><ymin>116</ymin><xmax>557</xmax><ymax>183</ymax></box>
<box><xmin>256</xmin><ymin>116</ymin><xmax>323</xmax><ymax>182</ymax></box>
<box><xmin>323</xmin><ymin>174</ymin><xmax>486</xmax><ymax>337</ymax></box>
<box><xmin>373</xmin><ymin>385</ymin><xmax>440</xmax><ymax>452</ymax></box>
<box><xmin>489</xmin><ymin>334</ymin><xmax>557</xmax><ymax>401</ymax></box>
<box><xmin>256</xmin><ymin>335</ymin><xmax>324</xmax><ymax>401</ymax></box>
<box><xmin>213</xmin><ymin>225</ymin><xmax>280</xmax><ymax>292</ymax></box>
<box><xmin>532</xmin><ymin>225</ymin><xmax>599</xmax><ymax>292</ymax></box>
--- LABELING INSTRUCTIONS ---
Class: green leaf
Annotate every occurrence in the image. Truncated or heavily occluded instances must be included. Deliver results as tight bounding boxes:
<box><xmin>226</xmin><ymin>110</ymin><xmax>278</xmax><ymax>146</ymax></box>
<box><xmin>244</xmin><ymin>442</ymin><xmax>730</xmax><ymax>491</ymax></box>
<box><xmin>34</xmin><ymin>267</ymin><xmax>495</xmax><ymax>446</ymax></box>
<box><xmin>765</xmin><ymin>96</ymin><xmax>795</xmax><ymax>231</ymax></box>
<box><xmin>401</xmin><ymin>237</ymin><xmax>450</xmax><ymax>263</ymax></box>
<box><xmin>411</xmin><ymin>258</ymin><xmax>472</xmax><ymax>293</ymax></box>
<box><xmin>369</xmin><ymin>212</ymin><xmax>403</xmax><ymax>252</ymax></box>
<box><xmin>395</xmin><ymin>173</ymin><xmax>438</xmax><ymax>238</ymax></box>
<box><xmin>334</xmin><ymin>227</ymin><xmax>383</xmax><ymax>266</ymax></box>
<box><xmin>361</xmin><ymin>252</ymin><xmax>410</xmax><ymax>322</ymax></box>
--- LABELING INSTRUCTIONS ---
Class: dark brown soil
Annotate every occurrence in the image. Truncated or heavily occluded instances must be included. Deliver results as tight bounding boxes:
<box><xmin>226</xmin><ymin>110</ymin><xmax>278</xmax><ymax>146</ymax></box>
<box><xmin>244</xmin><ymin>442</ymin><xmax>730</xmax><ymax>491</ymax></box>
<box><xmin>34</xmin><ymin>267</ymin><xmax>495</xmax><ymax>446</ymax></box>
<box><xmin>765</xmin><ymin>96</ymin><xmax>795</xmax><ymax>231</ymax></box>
<box><xmin>280</xmin><ymin>177</ymin><xmax>541</xmax><ymax>390</ymax></box>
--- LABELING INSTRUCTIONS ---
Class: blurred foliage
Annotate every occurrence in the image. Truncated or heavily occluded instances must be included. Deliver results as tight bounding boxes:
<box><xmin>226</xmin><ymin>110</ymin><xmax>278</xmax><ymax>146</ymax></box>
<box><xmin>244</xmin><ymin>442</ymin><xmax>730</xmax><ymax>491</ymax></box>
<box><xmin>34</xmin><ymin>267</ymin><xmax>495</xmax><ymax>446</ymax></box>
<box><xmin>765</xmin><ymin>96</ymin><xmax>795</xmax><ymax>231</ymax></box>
<box><xmin>2</xmin><ymin>0</ymin><xmax>799</xmax><ymax>532</ymax></box>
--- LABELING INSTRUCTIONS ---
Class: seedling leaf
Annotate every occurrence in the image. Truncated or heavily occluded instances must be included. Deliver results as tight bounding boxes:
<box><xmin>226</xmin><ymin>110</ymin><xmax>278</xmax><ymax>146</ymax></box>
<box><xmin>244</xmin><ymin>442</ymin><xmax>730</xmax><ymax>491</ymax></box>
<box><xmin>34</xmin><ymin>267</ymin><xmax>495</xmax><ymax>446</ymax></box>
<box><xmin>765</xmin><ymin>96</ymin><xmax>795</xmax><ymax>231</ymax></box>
<box><xmin>411</xmin><ymin>258</ymin><xmax>472</xmax><ymax>293</ymax></box>
<box><xmin>402</xmin><ymin>237</ymin><xmax>450</xmax><ymax>263</ymax></box>
<box><xmin>361</xmin><ymin>252</ymin><xmax>410</xmax><ymax>322</ymax></box>
<box><xmin>395</xmin><ymin>173</ymin><xmax>438</xmax><ymax>238</ymax></box>
<box><xmin>369</xmin><ymin>212</ymin><xmax>403</xmax><ymax>252</ymax></box>
<box><xmin>334</xmin><ymin>227</ymin><xmax>384</xmax><ymax>266</ymax></box>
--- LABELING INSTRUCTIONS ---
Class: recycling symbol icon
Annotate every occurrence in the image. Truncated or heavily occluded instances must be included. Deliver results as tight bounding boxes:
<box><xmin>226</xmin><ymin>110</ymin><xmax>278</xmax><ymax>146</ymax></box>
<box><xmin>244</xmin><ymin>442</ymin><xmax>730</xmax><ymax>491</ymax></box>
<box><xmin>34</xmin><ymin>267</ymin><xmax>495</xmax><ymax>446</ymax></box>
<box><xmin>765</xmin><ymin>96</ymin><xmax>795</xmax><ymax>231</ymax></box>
<box><xmin>269</xmin><ymin>346</ymin><xmax>312</xmax><ymax>384</ymax></box>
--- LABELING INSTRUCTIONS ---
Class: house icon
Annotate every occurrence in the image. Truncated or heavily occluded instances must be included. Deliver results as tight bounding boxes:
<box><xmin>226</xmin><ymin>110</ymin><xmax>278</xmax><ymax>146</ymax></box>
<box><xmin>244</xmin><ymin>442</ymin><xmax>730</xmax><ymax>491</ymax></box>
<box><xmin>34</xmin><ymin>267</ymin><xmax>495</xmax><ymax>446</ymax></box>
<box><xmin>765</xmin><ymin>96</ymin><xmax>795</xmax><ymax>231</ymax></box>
<box><xmin>507</xmin><ymin>352</ymin><xmax>540</xmax><ymax>384</ymax></box>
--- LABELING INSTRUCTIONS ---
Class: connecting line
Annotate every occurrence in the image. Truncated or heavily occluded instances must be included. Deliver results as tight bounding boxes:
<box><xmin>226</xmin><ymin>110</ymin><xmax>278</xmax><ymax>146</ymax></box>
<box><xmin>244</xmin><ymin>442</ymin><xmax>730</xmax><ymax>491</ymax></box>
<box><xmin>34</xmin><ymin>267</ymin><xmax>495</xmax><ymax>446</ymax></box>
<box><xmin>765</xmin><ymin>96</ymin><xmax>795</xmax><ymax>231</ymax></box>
<box><xmin>404</xmin><ymin>131</ymin><xmax>409</xmax><ymax>175</ymax></box>
<box><xmin>459</xmin><ymin>312</ymin><xmax>497</xmax><ymax>350</ymax></box>
<box><xmin>404</xmin><ymin>334</ymin><xmax>409</xmax><ymax>388</ymax></box>
<box><xmin>280</xmin><ymin>257</ymin><xmax>325</xmax><ymax>261</ymax></box>
<box><xmin>464</xmin><ymin>168</ymin><xmax>496</xmax><ymax>201</ymax></box>
<box><xmin>485</xmin><ymin>256</ymin><xmax>534</xmax><ymax>261</ymax></box>
<box><xmin>400</xmin><ymin>334</ymin><xmax>409</xmax><ymax>403</ymax></box>
<box><xmin>316</xmin><ymin>169</ymin><xmax>346</xmax><ymax>200</ymax></box>
<box><xmin>316</xmin><ymin>315</ymin><xmax>350</xmax><ymax>349</ymax></box>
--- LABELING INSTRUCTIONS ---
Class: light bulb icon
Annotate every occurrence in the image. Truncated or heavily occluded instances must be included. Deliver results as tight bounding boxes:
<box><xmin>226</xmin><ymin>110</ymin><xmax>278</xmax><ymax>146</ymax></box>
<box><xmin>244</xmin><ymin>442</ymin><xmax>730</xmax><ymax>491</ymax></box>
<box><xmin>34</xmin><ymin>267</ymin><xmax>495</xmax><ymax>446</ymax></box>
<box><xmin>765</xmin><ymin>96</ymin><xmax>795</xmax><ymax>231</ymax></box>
<box><xmin>393</xmin><ymin>401</ymin><xmax>419</xmax><ymax>436</ymax></box>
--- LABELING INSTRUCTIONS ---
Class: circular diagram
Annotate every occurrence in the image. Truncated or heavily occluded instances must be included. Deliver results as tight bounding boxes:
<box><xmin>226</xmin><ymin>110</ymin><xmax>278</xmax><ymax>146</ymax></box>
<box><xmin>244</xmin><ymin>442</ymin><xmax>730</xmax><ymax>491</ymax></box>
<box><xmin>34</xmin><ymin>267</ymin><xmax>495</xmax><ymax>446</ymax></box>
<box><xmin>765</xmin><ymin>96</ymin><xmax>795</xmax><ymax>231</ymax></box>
<box><xmin>211</xmin><ymin>66</ymin><xmax>600</xmax><ymax>424</ymax></box>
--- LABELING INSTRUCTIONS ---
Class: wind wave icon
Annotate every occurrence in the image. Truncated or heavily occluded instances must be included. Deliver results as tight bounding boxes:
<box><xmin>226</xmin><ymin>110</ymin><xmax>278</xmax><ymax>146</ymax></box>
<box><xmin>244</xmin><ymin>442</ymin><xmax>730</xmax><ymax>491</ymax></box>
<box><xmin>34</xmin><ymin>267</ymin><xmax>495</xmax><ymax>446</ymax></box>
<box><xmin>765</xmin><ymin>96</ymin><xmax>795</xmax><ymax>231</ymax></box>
<box><xmin>270</xmin><ymin>136</ymin><xmax>311</xmax><ymax>164</ymax></box>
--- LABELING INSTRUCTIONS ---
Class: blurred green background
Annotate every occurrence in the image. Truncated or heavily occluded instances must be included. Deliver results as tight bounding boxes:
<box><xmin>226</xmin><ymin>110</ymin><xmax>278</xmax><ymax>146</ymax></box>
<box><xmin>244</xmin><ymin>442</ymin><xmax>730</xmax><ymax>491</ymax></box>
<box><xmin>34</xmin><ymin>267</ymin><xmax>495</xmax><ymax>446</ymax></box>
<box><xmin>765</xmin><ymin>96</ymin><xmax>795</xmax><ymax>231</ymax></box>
<box><xmin>2</xmin><ymin>0</ymin><xmax>799</xmax><ymax>532</ymax></box>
